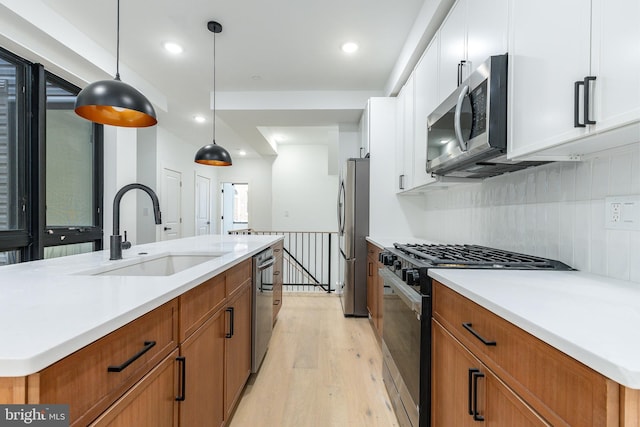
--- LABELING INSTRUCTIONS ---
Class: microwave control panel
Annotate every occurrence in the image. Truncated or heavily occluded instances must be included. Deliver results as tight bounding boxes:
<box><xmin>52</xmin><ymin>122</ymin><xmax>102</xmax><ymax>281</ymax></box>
<box><xmin>469</xmin><ymin>79</ymin><xmax>487</xmax><ymax>139</ymax></box>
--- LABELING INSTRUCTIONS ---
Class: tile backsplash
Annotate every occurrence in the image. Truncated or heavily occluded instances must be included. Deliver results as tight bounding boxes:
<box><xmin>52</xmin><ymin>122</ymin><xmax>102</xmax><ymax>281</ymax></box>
<box><xmin>419</xmin><ymin>142</ymin><xmax>640</xmax><ymax>283</ymax></box>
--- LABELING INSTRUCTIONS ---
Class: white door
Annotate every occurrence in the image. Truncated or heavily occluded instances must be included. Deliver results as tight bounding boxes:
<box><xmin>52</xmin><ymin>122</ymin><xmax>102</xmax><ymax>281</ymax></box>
<box><xmin>161</xmin><ymin>168</ymin><xmax>182</xmax><ymax>240</ymax></box>
<box><xmin>221</xmin><ymin>182</ymin><xmax>234</xmax><ymax>234</ymax></box>
<box><xmin>195</xmin><ymin>174</ymin><xmax>211</xmax><ymax>235</ymax></box>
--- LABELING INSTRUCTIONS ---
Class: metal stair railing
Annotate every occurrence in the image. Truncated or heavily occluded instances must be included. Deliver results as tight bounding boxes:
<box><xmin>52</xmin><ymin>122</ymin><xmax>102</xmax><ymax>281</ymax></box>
<box><xmin>228</xmin><ymin>229</ymin><xmax>338</xmax><ymax>293</ymax></box>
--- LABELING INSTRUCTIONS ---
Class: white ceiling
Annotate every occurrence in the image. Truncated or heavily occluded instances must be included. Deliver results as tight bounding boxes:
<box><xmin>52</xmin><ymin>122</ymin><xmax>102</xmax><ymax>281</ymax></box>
<box><xmin>3</xmin><ymin>0</ymin><xmax>435</xmax><ymax>160</ymax></box>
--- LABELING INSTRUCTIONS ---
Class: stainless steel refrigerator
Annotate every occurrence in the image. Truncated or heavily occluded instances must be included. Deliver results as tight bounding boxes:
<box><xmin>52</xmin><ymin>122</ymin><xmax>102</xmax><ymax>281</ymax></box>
<box><xmin>337</xmin><ymin>157</ymin><xmax>369</xmax><ymax>317</ymax></box>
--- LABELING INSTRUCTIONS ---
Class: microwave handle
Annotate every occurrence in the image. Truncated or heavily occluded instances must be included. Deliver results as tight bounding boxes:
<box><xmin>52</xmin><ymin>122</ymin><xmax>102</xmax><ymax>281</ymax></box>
<box><xmin>454</xmin><ymin>85</ymin><xmax>470</xmax><ymax>152</ymax></box>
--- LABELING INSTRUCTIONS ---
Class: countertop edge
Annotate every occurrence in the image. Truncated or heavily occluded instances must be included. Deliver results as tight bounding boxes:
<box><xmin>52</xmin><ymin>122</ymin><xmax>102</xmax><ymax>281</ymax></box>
<box><xmin>0</xmin><ymin>235</ymin><xmax>283</xmax><ymax>377</ymax></box>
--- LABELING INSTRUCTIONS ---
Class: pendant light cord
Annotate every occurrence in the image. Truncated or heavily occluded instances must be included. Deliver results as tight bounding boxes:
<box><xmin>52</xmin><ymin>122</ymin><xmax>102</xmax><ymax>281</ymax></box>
<box><xmin>115</xmin><ymin>0</ymin><xmax>121</xmax><ymax>80</ymax></box>
<box><xmin>212</xmin><ymin>29</ymin><xmax>216</xmax><ymax>142</ymax></box>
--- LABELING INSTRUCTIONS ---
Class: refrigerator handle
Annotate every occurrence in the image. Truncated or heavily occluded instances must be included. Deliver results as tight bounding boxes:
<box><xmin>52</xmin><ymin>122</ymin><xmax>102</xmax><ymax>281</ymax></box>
<box><xmin>337</xmin><ymin>180</ymin><xmax>345</xmax><ymax>235</ymax></box>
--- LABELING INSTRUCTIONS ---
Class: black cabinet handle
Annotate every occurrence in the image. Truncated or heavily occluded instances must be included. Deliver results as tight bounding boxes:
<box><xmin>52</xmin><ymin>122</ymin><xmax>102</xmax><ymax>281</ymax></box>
<box><xmin>107</xmin><ymin>341</ymin><xmax>156</xmax><ymax>372</ymax></box>
<box><xmin>472</xmin><ymin>371</ymin><xmax>485</xmax><ymax>422</ymax></box>
<box><xmin>226</xmin><ymin>307</ymin><xmax>235</xmax><ymax>338</ymax></box>
<box><xmin>584</xmin><ymin>76</ymin><xmax>597</xmax><ymax>125</ymax></box>
<box><xmin>457</xmin><ymin>60</ymin><xmax>467</xmax><ymax>86</ymax></box>
<box><xmin>164</xmin><ymin>227</ymin><xmax>172</xmax><ymax>231</ymax></box>
<box><xmin>574</xmin><ymin>80</ymin><xmax>585</xmax><ymax>127</ymax></box>
<box><xmin>175</xmin><ymin>356</ymin><xmax>186</xmax><ymax>401</ymax></box>
<box><xmin>468</xmin><ymin>368</ymin><xmax>480</xmax><ymax>415</ymax></box>
<box><xmin>462</xmin><ymin>323</ymin><xmax>496</xmax><ymax>346</ymax></box>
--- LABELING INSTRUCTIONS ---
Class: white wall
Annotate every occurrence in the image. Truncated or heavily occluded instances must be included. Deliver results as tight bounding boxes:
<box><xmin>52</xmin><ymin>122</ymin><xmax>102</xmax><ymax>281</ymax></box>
<box><xmin>216</xmin><ymin>157</ymin><xmax>274</xmax><ymax>232</ymax></box>
<box><xmin>417</xmin><ymin>142</ymin><xmax>640</xmax><ymax>283</ymax></box>
<box><xmin>103</xmin><ymin>127</ymin><xmax>138</xmax><ymax>246</ymax></box>
<box><xmin>272</xmin><ymin>144</ymin><xmax>338</xmax><ymax>232</ymax></box>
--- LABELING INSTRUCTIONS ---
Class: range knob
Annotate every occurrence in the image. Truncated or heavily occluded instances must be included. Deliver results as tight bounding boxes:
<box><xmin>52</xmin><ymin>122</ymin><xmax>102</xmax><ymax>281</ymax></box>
<box><xmin>393</xmin><ymin>260</ymin><xmax>402</xmax><ymax>271</ymax></box>
<box><xmin>405</xmin><ymin>269</ymin><xmax>420</xmax><ymax>286</ymax></box>
<box><xmin>381</xmin><ymin>252</ymin><xmax>396</xmax><ymax>266</ymax></box>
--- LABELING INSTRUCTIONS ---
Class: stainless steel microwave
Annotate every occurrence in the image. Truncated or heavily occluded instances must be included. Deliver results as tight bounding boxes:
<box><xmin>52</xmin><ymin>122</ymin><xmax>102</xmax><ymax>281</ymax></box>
<box><xmin>426</xmin><ymin>54</ymin><xmax>543</xmax><ymax>178</ymax></box>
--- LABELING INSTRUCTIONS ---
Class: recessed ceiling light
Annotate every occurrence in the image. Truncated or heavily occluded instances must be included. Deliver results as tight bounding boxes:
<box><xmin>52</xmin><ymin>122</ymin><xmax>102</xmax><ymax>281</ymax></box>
<box><xmin>341</xmin><ymin>42</ymin><xmax>359</xmax><ymax>54</ymax></box>
<box><xmin>194</xmin><ymin>115</ymin><xmax>206</xmax><ymax>123</ymax></box>
<box><xmin>164</xmin><ymin>42</ymin><xmax>183</xmax><ymax>54</ymax></box>
<box><xmin>239</xmin><ymin>150</ymin><xmax>247</xmax><ymax>156</ymax></box>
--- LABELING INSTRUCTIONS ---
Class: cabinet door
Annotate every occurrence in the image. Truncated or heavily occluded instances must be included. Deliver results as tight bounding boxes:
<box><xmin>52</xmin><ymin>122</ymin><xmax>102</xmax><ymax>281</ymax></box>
<box><xmin>359</xmin><ymin>102</ymin><xmax>370</xmax><ymax>158</ymax></box>
<box><xmin>396</xmin><ymin>75</ymin><xmax>415</xmax><ymax>192</ymax></box>
<box><xmin>224</xmin><ymin>283</ymin><xmax>252</xmax><ymax>420</ymax></box>
<box><xmin>179</xmin><ymin>309</ymin><xmax>225</xmax><ymax>427</ymax></box>
<box><xmin>508</xmin><ymin>0</ymin><xmax>591</xmax><ymax>158</ymax></box>
<box><xmin>366</xmin><ymin>255</ymin><xmax>377</xmax><ymax>325</ymax></box>
<box><xmin>432</xmin><ymin>321</ymin><xmax>549</xmax><ymax>427</ymax></box>
<box><xmin>89</xmin><ymin>351</ymin><xmax>179</xmax><ymax>427</ymax></box>
<box><xmin>413</xmin><ymin>36</ymin><xmax>439</xmax><ymax>188</ymax></box>
<box><xmin>465</xmin><ymin>0</ymin><xmax>508</xmax><ymax>74</ymax></box>
<box><xmin>591</xmin><ymin>0</ymin><xmax>640</xmax><ymax>133</ymax></box>
<box><xmin>395</xmin><ymin>82</ymin><xmax>407</xmax><ymax>191</ymax></box>
<box><xmin>438</xmin><ymin>0</ymin><xmax>467</xmax><ymax>98</ymax></box>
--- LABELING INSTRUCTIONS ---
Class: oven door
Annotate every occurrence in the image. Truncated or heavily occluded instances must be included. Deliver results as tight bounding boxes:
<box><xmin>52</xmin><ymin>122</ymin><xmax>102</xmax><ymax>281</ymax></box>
<box><xmin>380</xmin><ymin>268</ymin><xmax>422</xmax><ymax>427</ymax></box>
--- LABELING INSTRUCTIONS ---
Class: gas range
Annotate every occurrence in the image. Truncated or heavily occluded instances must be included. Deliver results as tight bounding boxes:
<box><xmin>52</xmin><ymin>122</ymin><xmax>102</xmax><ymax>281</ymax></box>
<box><xmin>379</xmin><ymin>243</ymin><xmax>574</xmax><ymax>427</ymax></box>
<box><xmin>380</xmin><ymin>243</ymin><xmax>574</xmax><ymax>295</ymax></box>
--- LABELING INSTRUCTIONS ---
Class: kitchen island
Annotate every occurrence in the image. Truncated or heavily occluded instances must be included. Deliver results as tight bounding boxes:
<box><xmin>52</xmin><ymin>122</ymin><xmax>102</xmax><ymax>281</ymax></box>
<box><xmin>0</xmin><ymin>234</ymin><xmax>283</xmax><ymax>426</ymax></box>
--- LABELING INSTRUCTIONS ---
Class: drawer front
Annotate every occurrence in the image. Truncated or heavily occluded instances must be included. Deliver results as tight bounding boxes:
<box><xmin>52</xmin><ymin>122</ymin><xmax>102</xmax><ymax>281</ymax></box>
<box><xmin>226</xmin><ymin>259</ymin><xmax>252</xmax><ymax>297</ymax></box>
<box><xmin>35</xmin><ymin>299</ymin><xmax>178</xmax><ymax>426</ymax></box>
<box><xmin>89</xmin><ymin>349</ymin><xmax>179</xmax><ymax>427</ymax></box>
<box><xmin>432</xmin><ymin>281</ymin><xmax>616</xmax><ymax>427</ymax></box>
<box><xmin>180</xmin><ymin>274</ymin><xmax>226</xmax><ymax>340</ymax></box>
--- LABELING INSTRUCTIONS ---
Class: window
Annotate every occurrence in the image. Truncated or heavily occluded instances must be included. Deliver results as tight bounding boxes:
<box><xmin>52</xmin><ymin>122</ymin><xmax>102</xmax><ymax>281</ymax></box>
<box><xmin>0</xmin><ymin>46</ymin><xmax>103</xmax><ymax>263</ymax></box>
<box><xmin>42</xmin><ymin>74</ymin><xmax>103</xmax><ymax>257</ymax></box>
<box><xmin>0</xmin><ymin>48</ymin><xmax>28</xmax><ymax>263</ymax></box>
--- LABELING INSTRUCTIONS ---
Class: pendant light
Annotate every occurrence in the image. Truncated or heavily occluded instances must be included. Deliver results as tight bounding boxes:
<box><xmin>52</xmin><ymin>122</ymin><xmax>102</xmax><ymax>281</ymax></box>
<box><xmin>195</xmin><ymin>21</ymin><xmax>232</xmax><ymax>166</ymax></box>
<box><xmin>74</xmin><ymin>0</ymin><xmax>157</xmax><ymax>127</ymax></box>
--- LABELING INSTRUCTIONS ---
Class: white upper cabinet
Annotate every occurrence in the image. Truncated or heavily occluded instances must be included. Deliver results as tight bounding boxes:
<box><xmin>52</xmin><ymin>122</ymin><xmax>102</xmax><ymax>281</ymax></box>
<box><xmin>438</xmin><ymin>0</ymin><xmax>509</xmax><ymax>104</ymax></box>
<box><xmin>590</xmin><ymin>0</ymin><xmax>640</xmax><ymax>135</ymax></box>
<box><xmin>359</xmin><ymin>101</ymin><xmax>370</xmax><ymax>158</ymax></box>
<box><xmin>413</xmin><ymin>36</ymin><xmax>440</xmax><ymax>188</ymax></box>
<box><xmin>508</xmin><ymin>0</ymin><xmax>640</xmax><ymax>159</ymax></box>
<box><xmin>395</xmin><ymin>75</ymin><xmax>415</xmax><ymax>192</ymax></box>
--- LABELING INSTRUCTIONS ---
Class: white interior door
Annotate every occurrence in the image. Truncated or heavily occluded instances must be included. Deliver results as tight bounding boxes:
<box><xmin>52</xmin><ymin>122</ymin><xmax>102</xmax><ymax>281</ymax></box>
<box><xmin>195</xmin><ymin>174</ymin><xmax>211</xmax><ymax>235</ymax></box>
<box><xmin>221</xmin><ymin>182</ymin><xmax>234</xmax><ymax>234</ymax></box>
<box><xmin>161</xmin><ymin>168</ymin><xmax>182</xmax><ymax>240</ymax></box>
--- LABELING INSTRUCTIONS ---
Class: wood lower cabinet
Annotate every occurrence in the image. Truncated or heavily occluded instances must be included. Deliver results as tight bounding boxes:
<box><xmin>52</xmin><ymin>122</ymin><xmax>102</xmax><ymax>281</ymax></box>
<box><xmin>178</xmin><ymin>258</ymin><xmax>252</xmax><ymax>427</ymax></box>
<box><xmin>179</xmin><ymin>309</ymin><xmax>225</xmax><ymax>427</ymax></box>
<box><xmin>432</xmin><ymin>280</ymin><xmax>626</xmax><ymax>426</ymax></box>
<box><xmin>27</xmin><ymin>299</ymin><xmax>179</xmax><ymax>426</ymax></box>
<box><xmin>432</xmin><ymin>320</ymin><xmax>548</xmax><ymax>426</ymax></box>
<box><xmin>224</xmin><ymin>282</ymin><xmax>252</xmax><ymax>419</ymax></box>
<box><xmin>366</xmin><ymin>242</ymin><xmax>383</xmax><ymax>336</ymax></box>
<box><xmin>89</xmin><ymin>350</ymin><xmax>180</xmax><ymax>427</ymax></box>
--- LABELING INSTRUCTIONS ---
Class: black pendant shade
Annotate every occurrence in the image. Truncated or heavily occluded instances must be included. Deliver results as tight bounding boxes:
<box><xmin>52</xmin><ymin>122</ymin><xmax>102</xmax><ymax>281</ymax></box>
<box><xmin>74</xmin><ymin>0</ymin><xmax>157</xmax><ymax>128</ymax></box>
<box><xmin>75</xmin><ymin>77</ymin><xmax>157</xmax><ymax>127</ymax></box>
<box><xmin>195</xmin><ymin>20</ymin><xmax>232</xmax><ymax>167</ymax></box>
<box><xmin>195</xmin><ymin>141</ymin><xmax>232</xmax><ymax>166</ymax></box>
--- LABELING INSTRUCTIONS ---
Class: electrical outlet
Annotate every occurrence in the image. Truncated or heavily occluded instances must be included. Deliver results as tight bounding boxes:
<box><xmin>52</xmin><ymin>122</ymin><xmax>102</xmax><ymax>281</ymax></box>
<box><xmin>605</xmin><ymin>195</ymin><xmax>640</xmax><ymax>230</ymax></box>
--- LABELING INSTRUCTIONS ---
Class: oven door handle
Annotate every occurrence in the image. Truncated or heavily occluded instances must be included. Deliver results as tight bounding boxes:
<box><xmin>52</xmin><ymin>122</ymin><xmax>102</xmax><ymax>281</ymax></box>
<box><xmin>379</xmin><ymin>268</ymin><xmax>422</xmax><ymax>315</ymax></box>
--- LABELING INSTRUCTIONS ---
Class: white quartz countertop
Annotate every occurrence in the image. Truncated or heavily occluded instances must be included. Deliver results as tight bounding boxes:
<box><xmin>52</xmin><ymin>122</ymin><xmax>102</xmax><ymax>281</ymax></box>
<box><xmin>429</xmin><ymin>268</ymin><xmax>640</xmax><ymax>389</ymax></box>
<box><xmin>0</xmin><ymin>234</ymin><xmax>282</xmax><ymax>377</ymax></box>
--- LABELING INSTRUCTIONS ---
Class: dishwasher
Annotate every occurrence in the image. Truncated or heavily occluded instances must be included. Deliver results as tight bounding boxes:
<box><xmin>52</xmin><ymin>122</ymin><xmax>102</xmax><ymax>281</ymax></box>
<box><xmin>251</xmin><ymin>248</ymin><xmax>274</xmax><ymax>373</ymax></box>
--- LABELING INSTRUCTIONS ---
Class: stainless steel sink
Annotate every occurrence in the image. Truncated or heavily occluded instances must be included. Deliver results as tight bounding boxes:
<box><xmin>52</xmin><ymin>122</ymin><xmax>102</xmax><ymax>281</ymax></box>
<box><xmin>81</xmin><ymin>253</ymin><xmax>225</xmax><ymax>277</ymax></box>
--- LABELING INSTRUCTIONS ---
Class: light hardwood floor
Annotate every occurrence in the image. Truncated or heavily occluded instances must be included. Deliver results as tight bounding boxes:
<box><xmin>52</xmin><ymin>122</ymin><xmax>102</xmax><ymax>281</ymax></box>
<box><xmin>228</xmin><ymin>294</ymin><xmax>399</xmax><ymax>427</ymax></box>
